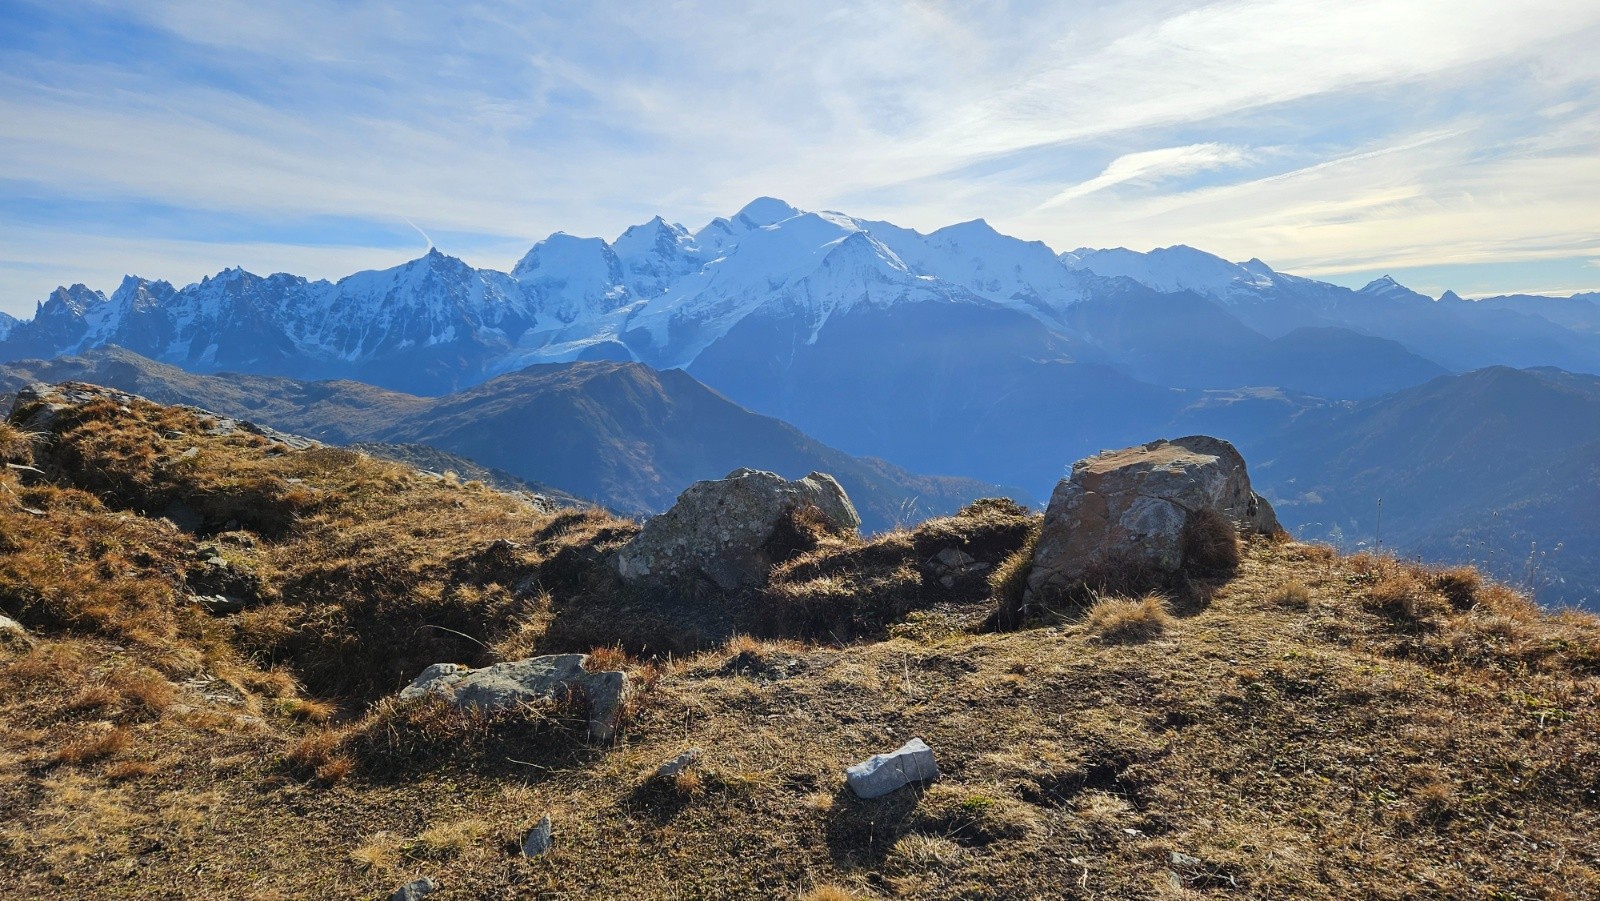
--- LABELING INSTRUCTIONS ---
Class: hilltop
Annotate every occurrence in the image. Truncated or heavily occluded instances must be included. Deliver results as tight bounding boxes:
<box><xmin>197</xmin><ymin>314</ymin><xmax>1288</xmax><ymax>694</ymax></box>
<box><xmin>0</xmin><ymin>348</ymin><xmax>1004</xmax><ymax>532</ymax></box>
<box><xmin>2</xmin><ymin>384</ymin><xmax>1599</xmax><ymax>899</ymax></box>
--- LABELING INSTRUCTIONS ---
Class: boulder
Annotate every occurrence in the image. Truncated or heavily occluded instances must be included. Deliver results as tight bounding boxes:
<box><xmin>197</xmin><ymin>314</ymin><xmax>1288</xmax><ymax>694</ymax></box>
<box><xmin>0</xmin><ymin>614</ymin><xmax>33</xmax><ymax>653</ymax></box>
<box><xmin>614</xmin><ymin>468</ymin><xmax>860</xmax><ymax>591</ymax></box>
<box><xmin>846</xmin><ymin>737</ymin><xmax>940</xmax><ymax>799</ymax></box>
<box><xmin>1027</xmin><ymin>436</ymin><xmax>1278</xmax><ymax>600</ymax></box>
<box><xmin>399</xmin><ymin>654</ymin><xmax>629</xmax><ymax>742</ymax></box>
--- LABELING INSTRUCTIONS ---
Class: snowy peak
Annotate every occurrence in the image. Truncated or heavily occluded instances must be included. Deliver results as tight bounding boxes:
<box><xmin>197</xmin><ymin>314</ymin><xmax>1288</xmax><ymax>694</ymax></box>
<box><xmin>1358</xmin><ymin>275</ymin><xmax>1431</xmax><ymax>303</ymax></box>
<box><xmin>512</xmin><ymin>233</ymin><xmax>629</xmax><ymax>326</ymax></box>
<box><xmin>18</xmin><ymin>195</ymin><xmax>1587</xmax><ymax>396</ymax></box>
<box><xmin>1062</xmin><ymin>244</ymin><xmax>1268</xmax><ymax>298</ymax></box>
<box><xmin>733</xmin><ymin>196</ymin><xmax>802</xmax><ymax>229</ymax></box>
<box><xmin>110</xmin><ymin>275</ymin><xmax>177</xmax><ymax>309</ymax></box>
<box><xmin>40</xmin><ymin>284</ymin><xmax>107</xmax><ymax>317</ymax></box>
<box><xmin>612</xmin><ymin>217</ymin><xmax>701</xmax><ymax>298</ymax></box>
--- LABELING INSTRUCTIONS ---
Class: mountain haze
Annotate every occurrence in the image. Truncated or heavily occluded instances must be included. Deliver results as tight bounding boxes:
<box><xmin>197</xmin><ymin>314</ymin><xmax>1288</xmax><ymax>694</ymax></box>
<box><xmin>0</xmin><ymin>348</ymin><xmax>1001</xmax><ymax>531</ymax></box>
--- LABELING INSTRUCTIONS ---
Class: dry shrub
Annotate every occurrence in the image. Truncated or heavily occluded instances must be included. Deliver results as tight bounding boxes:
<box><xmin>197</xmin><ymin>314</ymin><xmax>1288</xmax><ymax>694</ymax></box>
<box><xmin>1474</xmin><ymin>582</ymin><xmax>1539</xmax><ymax>620</ymax></box>
<box><xmin>672</xmin><ymin>766</ymin><xmax>705</xmax><ymax>797</ymax></box>
<box><xmin>763</xmin><ymin>498</ymin><xmax>1038</xmax><ymax>641</ymax></box>
<box><xmin>0</xmin><ymin>420</ymin><xmax>38</xmax><ymax>463</ymax></box>
<box><xmin>66</xmin><ymin>684</ymin><xmax>120</xmax><ymax>714</ymax></box>
<box><xmin>764</xmin><ymin>502</ymin><xmax>850</xmax><ymax>563</ymax></box>
<box><xmin>1182</xmin><ymin>507</ymin><xmax>1241</xmax><ymax>575</ymax></box>
<box><xmin>293</xmin><ymin>693</ymin><xmax>598</xmax><ymax>783</ymax></box>
<box><xmin>1085</xmin><ymin>593</ymin><xmax>1174</xmax><ymax>644</ymax></box>
<box><xmin>1288</xmin><ymin>542</ymin><xmax>1337</xmax><ymax>565</ymax></box>
<box><xmin>108</xmin><ymin>668</ymin><xmax>176</xmax><ymax>719</ymax></box>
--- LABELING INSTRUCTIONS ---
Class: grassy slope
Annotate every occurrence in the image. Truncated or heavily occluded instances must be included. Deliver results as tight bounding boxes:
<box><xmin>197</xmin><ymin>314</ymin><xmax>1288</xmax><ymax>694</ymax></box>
<box><xmin>3</xmin><ymin>389</ymin><xmax>1600</xmax><ymax>899</ymax></box>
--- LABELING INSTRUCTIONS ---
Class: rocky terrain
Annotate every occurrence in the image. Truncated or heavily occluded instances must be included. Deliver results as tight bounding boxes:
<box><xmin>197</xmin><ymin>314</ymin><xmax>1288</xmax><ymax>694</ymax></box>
<box><xmin>3</xmin><ymin>382</ymin><xmax>1599</xmax><ymax>899</ymax></box>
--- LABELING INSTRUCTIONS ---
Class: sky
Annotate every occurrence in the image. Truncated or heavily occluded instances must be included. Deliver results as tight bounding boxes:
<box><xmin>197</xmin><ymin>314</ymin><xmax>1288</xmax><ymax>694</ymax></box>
<box><xmin>3</xmin><ymin>0</ymin><xmax>1600</xmax><ymax>317</ymax></box>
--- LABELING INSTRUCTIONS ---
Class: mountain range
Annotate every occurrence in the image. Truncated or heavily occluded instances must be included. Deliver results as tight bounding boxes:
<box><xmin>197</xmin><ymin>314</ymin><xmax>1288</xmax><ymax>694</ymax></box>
<box><xmin>3</xmin><ymin>198</ymin><xmax>1597</xmax><ymax>604</ymax></box>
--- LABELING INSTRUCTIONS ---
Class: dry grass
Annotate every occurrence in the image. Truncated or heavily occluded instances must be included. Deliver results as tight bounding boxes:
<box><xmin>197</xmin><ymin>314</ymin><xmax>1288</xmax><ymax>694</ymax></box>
<box><xmin>1269</xmin><ymin>579</ymin><xmax>1314</xmax><ymax>609</ymax></box>
<box><xmin>1084</xmin><ymin>593</ymin><xmax>1174</xmax><ymax>643</ymax></box>
<box><xmin>6</xmin><ymin>385</ymin><xmax>1600</xmax><ymax>899</ymax></box>
<box><xmin>413</xmin><ymin>818</ymin><xmax>490</xmax><ymax>858</ymax></box>
<box><xmin>52</xmin><ymin>726</ymin><xmax>132</xmax><ymax>765</ymax></box>
<box><xmin>1180</xmin><ymin>507</ymin><xmax>1241</xmax><ymax>574</ymax></box>
<box><xmin>350</xmin><ymin>831</ymin><xmax>405</xmax><ymax>872</ymax></box>
<box><xmin>798</xmin><ymin>887</ymin><xmax>869</xmax><ymax>901</ymax></box>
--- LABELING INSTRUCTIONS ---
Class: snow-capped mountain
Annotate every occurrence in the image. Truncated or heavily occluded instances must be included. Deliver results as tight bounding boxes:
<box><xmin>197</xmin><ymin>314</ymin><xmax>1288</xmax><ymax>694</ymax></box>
<box><xmin>5</xmin><ymin>197</ymin><xmax>1598</xmax><ymax>403</ymax></box>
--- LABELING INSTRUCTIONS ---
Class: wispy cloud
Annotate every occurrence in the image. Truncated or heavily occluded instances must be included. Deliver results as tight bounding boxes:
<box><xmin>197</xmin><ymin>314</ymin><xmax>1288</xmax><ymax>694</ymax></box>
<box><xmin>1</xmin><ymin>0</ymin><xmax>1599</xmax><ymax>312</ymax></box>
<box><xmin>1039</xmin><ymin>144</ymin><xmax>1254</xmax><ymax>208</ymax></box>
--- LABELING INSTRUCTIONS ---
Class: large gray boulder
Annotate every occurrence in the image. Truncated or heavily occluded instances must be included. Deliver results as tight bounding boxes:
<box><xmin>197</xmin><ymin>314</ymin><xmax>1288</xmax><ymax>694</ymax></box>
<box><xmin>399</xmin><ymin>654</ymin><xmax>629</xmax><ymax>742</ymax></box>
<box><xmin>614</xmin><ymin>468</ymin><xmax>860</xmax><ymax>591</ymax></box>
<box><xmin>1026</xmin><ymin>436</ymin><xmax>1278</xmax><ymax>600</ymax></box>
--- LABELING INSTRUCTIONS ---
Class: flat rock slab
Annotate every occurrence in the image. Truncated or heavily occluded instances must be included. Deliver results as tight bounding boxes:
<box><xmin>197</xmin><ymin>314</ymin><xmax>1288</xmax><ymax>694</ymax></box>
<box><xmin>399</xmin><ymin>654</ymin><xmax>628</xmax><ymax>742</ymax></box>
<box><xmin>846</xmin><ymin>737</ymin><xmax>940</xmax><ymax>799</ymax></box>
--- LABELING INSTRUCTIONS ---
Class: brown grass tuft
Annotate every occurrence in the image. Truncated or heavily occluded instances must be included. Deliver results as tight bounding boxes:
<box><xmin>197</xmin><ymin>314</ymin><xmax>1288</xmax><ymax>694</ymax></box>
<box><xmin>54</xmin><ymin>726</ymin><xmax>132</xmax><ymax>765</ymax></box>
<box><xmin>412</xmin><ymin>818</ymin><xmax>490</xmax><ymax>858</ymax></box>
<box><xmin>798</xmin><ymin>887</ymin><xmax>868</xmax><ymax>901</ymax></box>
<box><xmin>1430</xmin><ymin>566</ymin><xmax>1483</xmax><ymax>610</ymax></box>
<box><xmin>1269</xmin><ymin>580</ymin><xmax>1314</xmax><ymax>609</ymax></box>
<box><xmin>1085</xmin><ymin>593</ymin><xmax>1174</xmax><ymax>644</ymax></box>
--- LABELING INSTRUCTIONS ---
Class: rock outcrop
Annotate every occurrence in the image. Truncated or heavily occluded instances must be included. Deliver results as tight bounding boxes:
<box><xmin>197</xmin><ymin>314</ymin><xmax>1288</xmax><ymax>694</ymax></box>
<box><xmin>614</xmin><ymin>468</ymin><xmax>860</xmax><ymax>591</ymax></box>
<box><xmin>1026</xmin><ymin>436</ymin><xmax>1278</xmax><ymax>600</ymax></box>
<box><xmin>399</xmin><ymin>654</ymin><xmax>629</xmax><ymax>742</ymax></box>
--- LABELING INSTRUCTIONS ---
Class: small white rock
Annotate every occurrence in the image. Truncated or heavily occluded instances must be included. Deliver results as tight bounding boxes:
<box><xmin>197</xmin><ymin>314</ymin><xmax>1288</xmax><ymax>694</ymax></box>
<box><xmin>523</xmin><ymin>814</ymin><xmax>553</xmax><ymax>857</ymax></box>
<box><xmin>845</xmin><ymin>737</ymin><xmax>939</xmax><ymax>799</ymax></box>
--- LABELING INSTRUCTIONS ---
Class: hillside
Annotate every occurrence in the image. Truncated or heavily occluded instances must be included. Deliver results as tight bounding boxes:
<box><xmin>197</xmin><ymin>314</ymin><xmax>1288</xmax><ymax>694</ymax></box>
<box><xmin>0</xmin><ymin>349</ymin><xmax>1003</xmax><ymax>532</ymax></box>
<box><xmin>1254</xmin><ymin>366</ymin><xmax>1600</xmax><ymax>608</ymax></box>
<box><xmin>3</xmin><ymin>387</ymin><xmax>1600</xmax><ymax>899</ymax></box>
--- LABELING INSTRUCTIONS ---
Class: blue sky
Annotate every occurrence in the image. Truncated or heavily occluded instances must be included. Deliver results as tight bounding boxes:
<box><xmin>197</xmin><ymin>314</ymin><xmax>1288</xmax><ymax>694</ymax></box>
<box><xmin>2</xmin><ymin>0</ymin><xmax>1599</xmax><ymax>316</ymax></box>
